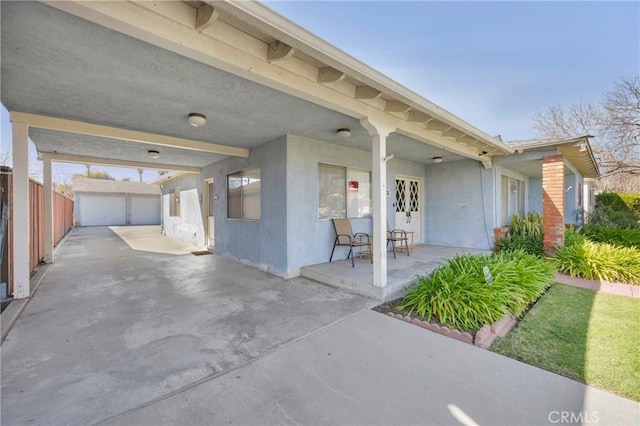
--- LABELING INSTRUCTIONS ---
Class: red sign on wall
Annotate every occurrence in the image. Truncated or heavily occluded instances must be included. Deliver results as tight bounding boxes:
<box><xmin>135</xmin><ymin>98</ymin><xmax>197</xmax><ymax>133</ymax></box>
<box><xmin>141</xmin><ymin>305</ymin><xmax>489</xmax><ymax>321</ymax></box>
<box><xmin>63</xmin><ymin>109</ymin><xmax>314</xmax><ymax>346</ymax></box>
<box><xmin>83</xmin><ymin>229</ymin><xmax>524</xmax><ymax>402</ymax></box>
<box><xmin>348</xmin><ymin>180</ymin><xmax>359</xmax><ymax>191</ymax></box>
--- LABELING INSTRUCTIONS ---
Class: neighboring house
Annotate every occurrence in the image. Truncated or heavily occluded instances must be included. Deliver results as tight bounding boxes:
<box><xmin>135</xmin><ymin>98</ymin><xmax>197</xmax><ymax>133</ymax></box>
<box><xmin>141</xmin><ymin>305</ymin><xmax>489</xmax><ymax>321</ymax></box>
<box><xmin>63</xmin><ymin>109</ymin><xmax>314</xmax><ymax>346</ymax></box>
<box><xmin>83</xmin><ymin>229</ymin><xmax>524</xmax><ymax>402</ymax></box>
<box><xmin>159</xmin><ymin>134</ymin><xmax>599</xmax><ymax>279</ymax></box>
<box><xmin>72</xmin><ymin>178</ymin><xmax>161</xmax><ymax>227</ymax></box>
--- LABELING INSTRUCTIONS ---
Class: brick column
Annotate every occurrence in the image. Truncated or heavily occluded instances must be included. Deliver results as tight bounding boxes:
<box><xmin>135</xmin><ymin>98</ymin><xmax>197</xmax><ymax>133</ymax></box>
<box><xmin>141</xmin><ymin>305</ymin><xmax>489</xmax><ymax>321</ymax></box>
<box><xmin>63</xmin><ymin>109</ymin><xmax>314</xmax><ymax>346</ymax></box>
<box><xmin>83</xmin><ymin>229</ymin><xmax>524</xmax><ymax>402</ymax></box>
<box><xmin>542</xmin><ymin>154</ymin><xmax>565</xmax><ymax>254</ymax></box>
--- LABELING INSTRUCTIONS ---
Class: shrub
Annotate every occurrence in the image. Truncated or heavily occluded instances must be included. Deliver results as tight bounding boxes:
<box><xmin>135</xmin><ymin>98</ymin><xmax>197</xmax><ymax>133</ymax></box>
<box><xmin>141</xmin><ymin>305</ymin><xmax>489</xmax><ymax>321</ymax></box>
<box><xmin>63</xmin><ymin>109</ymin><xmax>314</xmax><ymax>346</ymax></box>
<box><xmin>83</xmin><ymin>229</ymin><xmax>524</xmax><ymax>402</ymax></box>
<box><xmin>553</xmin><ymin>240</ymin><xmax>640</xmax><ymax>284</ymax></box>
<box><xmin>619</xmin><ymin>193</ymin><xmax>640</xmax><ymax>219</ymax></box>
<box><xmin>582</xmin><ymin>225</ymin><xmax>640</xmax><ymax>249</ymax></box>
<box><xmin>510</xmin><ymin>212</ymin><xmax>543</xmax><ymax>237</ymax></box>
<box><xmin>495</xmin><ymin>213</ymin><xmax>544</xmax><ymax>257</ymax></box>
<box><xmin>398</xmin><ymin>251</ymin><xmax>556</xmax><ymax>331</ymax></box>
<box><xmin>591</xmin><ymin>193</ymin><xmax>639</xmax><ymax>228</ymax></box>
<box><xmin>587</xmin><ymin>206</ymin><xmax>639</xmax><ymax>229</ymax></box>
<box><xmin>495</xmin><ymin>233</ymin><xmax>544</xmax><ymax>257</ymax></box>
<box><xmin>564</xmin><ymin>226</ymin><xmax>586</xmax><ymax>248</ymax></box>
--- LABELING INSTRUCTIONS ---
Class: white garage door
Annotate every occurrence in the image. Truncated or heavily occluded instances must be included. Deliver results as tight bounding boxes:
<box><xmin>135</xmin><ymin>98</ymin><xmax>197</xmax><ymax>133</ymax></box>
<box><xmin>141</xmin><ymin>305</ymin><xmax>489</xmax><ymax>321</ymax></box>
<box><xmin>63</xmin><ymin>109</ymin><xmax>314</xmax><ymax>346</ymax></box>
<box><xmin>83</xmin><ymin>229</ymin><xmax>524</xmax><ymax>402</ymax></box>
<box><xmin>131</xmin><ymin>196</ymin><xmax>160</xmax><ymax>225</ymax></box>
<box><xmin>80</xmin><ymin>194</ymin><xmax>126</xmax><ymax>226</ymax></box>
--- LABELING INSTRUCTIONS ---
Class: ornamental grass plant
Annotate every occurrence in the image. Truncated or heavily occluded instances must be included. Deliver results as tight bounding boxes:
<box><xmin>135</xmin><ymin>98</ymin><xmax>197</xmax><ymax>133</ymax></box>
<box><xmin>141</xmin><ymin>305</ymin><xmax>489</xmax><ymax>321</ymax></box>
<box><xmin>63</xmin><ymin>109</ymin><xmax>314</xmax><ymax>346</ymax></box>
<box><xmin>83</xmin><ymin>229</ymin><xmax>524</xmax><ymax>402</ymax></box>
<box><xmin>398</xmin><ymin>250</ymin><xmax>555</xmax><ymax>331</ymax></box>
<box><xmin>552</xmin><ymin>240</ymin><xmax>640</xmax><ymax>284</ymax></box>
<box><xmin>495</xmin><ymin>213</ymin><xmax>545</xmax><ymax>257</ymax></box>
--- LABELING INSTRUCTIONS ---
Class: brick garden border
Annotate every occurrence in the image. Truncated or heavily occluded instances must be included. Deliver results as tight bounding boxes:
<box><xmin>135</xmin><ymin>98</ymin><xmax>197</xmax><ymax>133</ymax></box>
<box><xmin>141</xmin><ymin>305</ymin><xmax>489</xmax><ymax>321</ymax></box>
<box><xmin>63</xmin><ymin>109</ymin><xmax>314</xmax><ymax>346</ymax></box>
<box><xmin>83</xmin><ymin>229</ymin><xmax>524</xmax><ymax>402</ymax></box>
<box><xmin>388</xmin><ymin>312</ymin><xmax>517</xmax><ymax>349</ymax></box>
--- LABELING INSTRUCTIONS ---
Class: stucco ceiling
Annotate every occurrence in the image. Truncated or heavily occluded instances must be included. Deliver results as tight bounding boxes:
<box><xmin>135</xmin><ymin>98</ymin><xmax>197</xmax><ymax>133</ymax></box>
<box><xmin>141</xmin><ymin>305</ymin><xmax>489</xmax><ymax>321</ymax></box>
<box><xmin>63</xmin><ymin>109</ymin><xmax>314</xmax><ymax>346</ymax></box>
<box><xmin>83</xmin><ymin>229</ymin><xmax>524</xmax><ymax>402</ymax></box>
<box><xmin>1</xmin><ymin>1</ymin><xmax>464</xmax><ymax>167</ymax></box>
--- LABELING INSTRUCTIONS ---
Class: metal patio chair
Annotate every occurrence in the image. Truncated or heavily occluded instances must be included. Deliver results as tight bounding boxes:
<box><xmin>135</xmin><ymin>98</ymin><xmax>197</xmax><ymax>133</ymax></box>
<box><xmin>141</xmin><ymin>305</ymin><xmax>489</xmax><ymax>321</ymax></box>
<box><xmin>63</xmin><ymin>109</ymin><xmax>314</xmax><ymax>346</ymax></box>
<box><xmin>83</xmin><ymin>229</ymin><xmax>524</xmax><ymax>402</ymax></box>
<box><xmin>387</xmin><ymin>221</ymin><xmax>409</xmax><ymax>258</ymax></box>
<box><xmin>329</xmin><ymin>218</ymin><xmax>372</xmax><ymax>267</ymax></box>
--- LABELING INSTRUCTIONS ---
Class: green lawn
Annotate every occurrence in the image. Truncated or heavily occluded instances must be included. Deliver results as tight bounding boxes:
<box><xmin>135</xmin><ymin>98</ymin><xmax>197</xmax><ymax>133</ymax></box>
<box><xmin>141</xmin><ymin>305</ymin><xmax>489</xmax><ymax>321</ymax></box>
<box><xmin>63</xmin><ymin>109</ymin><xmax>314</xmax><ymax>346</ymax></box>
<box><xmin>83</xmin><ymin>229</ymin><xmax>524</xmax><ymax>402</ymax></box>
<box><xmin>491</xmin><ymin>283</ymin><xmax>640</xmax><ymax>401</ymax></box>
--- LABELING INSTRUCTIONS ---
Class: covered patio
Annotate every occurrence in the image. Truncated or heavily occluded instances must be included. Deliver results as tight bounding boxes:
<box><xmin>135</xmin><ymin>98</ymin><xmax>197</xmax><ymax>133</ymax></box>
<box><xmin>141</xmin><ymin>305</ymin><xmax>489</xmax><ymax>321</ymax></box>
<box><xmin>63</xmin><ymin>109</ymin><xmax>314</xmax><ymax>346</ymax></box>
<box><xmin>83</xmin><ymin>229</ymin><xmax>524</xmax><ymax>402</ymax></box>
<box><xmin>3</xmin><ymin>1</ymin><xmax>513</xmax><ymax>299</ymax></box>
<box><xmin>302</xmin><ymin>244</ymin><xmax>491</xmax><ymax>301</ymax></box>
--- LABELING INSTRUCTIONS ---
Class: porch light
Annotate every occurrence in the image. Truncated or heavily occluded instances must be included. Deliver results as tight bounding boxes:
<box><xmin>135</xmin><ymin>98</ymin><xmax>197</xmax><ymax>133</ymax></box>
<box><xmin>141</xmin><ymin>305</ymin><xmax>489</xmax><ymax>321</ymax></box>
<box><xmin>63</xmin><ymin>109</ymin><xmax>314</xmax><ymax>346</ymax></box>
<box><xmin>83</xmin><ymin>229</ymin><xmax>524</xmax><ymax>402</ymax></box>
<box><xmin>187</xmin><ymin>112</ymin><xmax>207</xmax><ymax>127</ymax></box>
<box><xmin>432</xmin><ymin>156</ymin><xmax>443</xmax><ymax>163</ymax></box>
<box><xmin>336</xmin><ymin>128</ymin><xmax>351</xmax><ymax>138</ymax></box>
<box><xmin>148</xmin><ymin>150</ymin><xmax>160</xmax><ymax>159</ymax></box>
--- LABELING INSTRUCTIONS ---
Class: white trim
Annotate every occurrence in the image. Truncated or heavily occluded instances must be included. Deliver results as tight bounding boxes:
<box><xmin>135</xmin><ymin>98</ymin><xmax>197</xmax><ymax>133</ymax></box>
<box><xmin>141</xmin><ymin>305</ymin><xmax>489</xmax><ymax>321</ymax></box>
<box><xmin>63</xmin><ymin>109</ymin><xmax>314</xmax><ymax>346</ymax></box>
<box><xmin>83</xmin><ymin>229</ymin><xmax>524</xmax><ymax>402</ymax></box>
<box><xmin>494</xmin><ymin>165</ymin><xmax>529</xmax><ymax>228</ymax></box>
<box><xmin>10</xmin><ymin>112</ymin><xmax>248</xmax><ymax>158</ymax></box>
<box><xmin>393</xmin><ymin>174</ymin><xmax>423</xmax><ymax>244</ymax></box>
<box><xmin>45</xmin><ymin>153</ymin><xmax>201</xmax><ymax>174</ymax></box>
<box><xmin>216</xmin><ymin>1</ymin><xmax>513</xmax><ymax>153</ymax></box>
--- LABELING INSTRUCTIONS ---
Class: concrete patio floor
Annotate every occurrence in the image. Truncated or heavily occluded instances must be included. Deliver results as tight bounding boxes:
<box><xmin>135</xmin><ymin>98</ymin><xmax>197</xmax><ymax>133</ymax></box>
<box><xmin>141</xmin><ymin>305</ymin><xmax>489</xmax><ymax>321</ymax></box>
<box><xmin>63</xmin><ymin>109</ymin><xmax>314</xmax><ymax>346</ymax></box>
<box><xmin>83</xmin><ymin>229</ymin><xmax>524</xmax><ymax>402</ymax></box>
<box><xmin>2</xmin><ymin>226</ymin><xmax>638</xmax><ymax>425</ymax></box>
<box><xmin>301</xmin><ymin>244</ymin><xmax>491</xmax><ymax>301</ymax></box>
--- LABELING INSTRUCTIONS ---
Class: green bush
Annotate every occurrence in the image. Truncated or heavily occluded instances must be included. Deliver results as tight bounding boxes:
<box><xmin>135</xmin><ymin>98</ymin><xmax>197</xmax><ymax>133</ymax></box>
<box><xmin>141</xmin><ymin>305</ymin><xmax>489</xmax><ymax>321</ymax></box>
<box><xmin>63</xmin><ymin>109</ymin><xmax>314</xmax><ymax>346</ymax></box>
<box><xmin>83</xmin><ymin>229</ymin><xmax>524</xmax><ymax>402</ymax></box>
<box><xmin>564</xmin><ymin>226</ymin><xmax>586</xmax><ymax>248</ymax></box>
<box><xmin>510</xmin><ymin>212</ymin><xmax>543</xmax><ymax>237</ymax></box>
<box><xmin>619</xmin><ymin>194</ymin><xmax>640</xmax><ymax>219</ymax></box>
<box><xmin>583</xmin><ymin>225</ymin><xmax>640</xmax><ymax>249</ymax></box>
<box><xmin>495</xmin><ymin>213</ymin><xmax>544</xmax><ymax>257</ymax></box>
<box><xmin>597</xmin><ymin>193</ymin><xmax>640</xmax><ymax>218</ymax></box>
<box><xmin>553</xmin><ymin>240</ymin><xmax>640</xmax><ymax>284</ymax></box>
<box><xmin>591</xmin><ymin>193</ymin><xmax>640</xmax><ymax>228</ymax></box>
<box><xmin>587</xmin><ymin>206</ymin><xmax>639</xmax><ymax>229</ymax></box>
<box><xmin>495</xmin><ymin>233</ymin><xmax>545</xmax><ymax>257</ymax></box>
<box><xmin>398</xmin><ymin>251</ymin><xmax>556</xmax><ymax>331</ymax></box>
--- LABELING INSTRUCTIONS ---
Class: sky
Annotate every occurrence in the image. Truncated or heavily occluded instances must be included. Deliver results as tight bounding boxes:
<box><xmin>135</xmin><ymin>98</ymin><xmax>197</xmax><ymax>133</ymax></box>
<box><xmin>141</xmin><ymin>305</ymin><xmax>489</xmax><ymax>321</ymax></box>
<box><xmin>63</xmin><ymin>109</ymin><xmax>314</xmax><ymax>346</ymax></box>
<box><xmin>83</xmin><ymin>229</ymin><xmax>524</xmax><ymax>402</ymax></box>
<box><xmin>1</xmin><ymin>1</ymin><xmax>638</xmax><ymax>183</ymax></box>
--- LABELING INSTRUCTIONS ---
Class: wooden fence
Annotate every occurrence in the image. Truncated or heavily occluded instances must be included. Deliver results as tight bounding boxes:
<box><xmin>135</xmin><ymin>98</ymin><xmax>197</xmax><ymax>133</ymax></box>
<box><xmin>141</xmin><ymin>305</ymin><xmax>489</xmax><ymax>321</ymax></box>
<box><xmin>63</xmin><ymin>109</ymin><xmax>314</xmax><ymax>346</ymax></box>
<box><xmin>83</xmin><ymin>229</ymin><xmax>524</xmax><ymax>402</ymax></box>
<box><xmin>1</xmin><ymin>166</ymin><xmax>74</xmax><ymax>297</ymax></box>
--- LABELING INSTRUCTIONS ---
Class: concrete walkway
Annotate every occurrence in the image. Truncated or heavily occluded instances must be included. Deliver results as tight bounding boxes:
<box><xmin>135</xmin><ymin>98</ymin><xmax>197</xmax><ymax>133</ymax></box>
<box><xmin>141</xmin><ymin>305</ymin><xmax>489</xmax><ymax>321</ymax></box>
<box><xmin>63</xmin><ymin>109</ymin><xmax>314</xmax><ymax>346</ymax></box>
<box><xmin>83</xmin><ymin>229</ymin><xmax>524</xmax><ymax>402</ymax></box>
<box><xmin>105</xmin><ymin>310</ymin><xmax>638</xmax><ymax>426</ymax></box>
<box><xmin>2</xmin><ymin>227</ymin><xmax>638</xmax><ymax>425</ymax></box>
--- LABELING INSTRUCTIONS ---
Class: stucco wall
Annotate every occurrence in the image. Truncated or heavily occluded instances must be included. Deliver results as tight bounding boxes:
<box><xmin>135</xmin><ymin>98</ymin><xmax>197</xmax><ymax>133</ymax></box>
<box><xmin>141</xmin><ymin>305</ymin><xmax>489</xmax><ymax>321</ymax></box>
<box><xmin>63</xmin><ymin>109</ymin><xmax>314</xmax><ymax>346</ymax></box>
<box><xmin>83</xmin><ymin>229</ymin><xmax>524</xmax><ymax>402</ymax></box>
<box><xmin>424</xmin><ymin>159</ymin><xmax>494</xmax><ymax>249</ymax></box>
<box><xmin>285</xmin><ymin>134</ymin><xmax>428</xmax><ymax>275</ymax></box>
<box><xmin>161</xmin><ymin>133</ymin><xmax>498</xmax><ymax>276</ymax></box>
<box><xmin>286</xmin><ymin>135</ymin><xmax>373</xmax><ymax>274</ymax></box>
<box><xmin>528</xmin><ymin>177</ymin><xmax>543</xmax><ymax>216</ymax></box>
<box><xmin>201</xmin><ymin>136</ymin><xmax>288</xmax><ymax>276</ymax></box>
<box><xmin>161</xmin><ymin>173</ymin><xmax>205</xmax><ymax>245</ymax></box>
<box><xmin>564</xmin><ymin>171</ymin><xmax>585</xmax><ymax>225</ymax></box>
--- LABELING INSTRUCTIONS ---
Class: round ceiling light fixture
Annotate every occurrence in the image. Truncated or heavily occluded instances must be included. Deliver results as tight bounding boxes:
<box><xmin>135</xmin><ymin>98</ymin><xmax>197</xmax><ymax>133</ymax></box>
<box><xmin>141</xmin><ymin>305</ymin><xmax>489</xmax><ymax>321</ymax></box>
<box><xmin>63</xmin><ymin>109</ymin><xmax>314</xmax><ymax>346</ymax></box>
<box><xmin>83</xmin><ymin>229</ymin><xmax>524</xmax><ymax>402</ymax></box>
<box><xmin>148</xmin><ymin>150</ymin><xmax>160</xmax><ymax>159</ymax></box>
<box><xmin>432</xmin><ymin>156</ymin><xmax>443</xmax><ymax>163</ymax></box>
<box><xmin>187</xmin><ymin>112</ymin><xmax>207</xmax><ymax>127</ymax></box>
<box><xmin>336</xmin><ymin>128</ymin><xmax>351</xmax><ymax>138</ymax></box>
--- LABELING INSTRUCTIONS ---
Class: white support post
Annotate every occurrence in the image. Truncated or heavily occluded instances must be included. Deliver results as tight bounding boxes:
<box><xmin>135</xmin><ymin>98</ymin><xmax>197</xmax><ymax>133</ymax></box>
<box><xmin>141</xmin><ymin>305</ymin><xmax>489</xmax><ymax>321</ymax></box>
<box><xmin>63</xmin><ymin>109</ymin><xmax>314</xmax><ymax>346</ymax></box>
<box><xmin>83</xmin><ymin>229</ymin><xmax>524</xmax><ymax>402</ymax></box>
<box><xmin>43</xmin><ymin>155</ymin><xmax>54</xmax><ymax>263</ymax></box>
<box><xmin>360</xmin><ymin>117</ymin><xmax>396</xmax><ymax>289</ymax></box>
<box><xmin>12</xmin><ymin>120</ymin><xmax>30</xmax><ymax>299</ymax></box>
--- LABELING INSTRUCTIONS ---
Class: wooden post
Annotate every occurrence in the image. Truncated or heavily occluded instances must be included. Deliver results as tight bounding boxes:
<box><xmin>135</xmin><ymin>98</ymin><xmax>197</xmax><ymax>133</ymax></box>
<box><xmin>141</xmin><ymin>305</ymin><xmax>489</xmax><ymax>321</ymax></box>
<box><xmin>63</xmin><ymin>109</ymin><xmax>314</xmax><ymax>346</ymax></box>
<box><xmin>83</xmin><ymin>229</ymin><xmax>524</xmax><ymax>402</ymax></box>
<box><xmin>361</xmin><ymin>117</ymin><xmax>395</xmax><ymax>289</ymax></box>
<box><xmin>12</xmin><ymin>120</ymin><xmax>30</xmax><ymax>298</ymax></box>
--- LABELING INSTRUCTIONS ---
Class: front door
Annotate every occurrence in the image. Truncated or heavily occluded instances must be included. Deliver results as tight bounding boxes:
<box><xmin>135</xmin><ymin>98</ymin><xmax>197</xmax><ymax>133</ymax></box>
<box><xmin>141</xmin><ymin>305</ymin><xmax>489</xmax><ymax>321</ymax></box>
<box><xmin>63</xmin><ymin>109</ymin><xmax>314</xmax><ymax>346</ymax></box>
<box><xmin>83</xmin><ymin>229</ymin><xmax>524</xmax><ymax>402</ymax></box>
<box><xmin>394</xmin><ymin>176</ymin><xmax>421</xmax><ymax>242</ymax></box>
<box><xmin>206</xmin><ymin>179</ymin><xmax>215</xmax><ymax>248</ymax></box>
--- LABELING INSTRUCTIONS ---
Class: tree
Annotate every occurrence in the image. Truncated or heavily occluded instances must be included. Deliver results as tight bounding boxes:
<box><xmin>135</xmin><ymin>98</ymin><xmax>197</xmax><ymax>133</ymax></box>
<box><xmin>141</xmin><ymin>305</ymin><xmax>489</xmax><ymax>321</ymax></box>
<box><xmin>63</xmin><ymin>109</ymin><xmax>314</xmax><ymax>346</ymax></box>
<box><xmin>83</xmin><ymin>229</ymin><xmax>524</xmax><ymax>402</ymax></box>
<box><xmin>73</xmin><ymin>170</ymin><xmax>115</xmax><ymax>180</ymax></box>
<box><xmin>601</xmin><ymin>77</ymin><xmax>640</xmax><ymax>175</ymax></box>
<box><xmin>0</xmin><ymin>148</ymin><xmax>44</xmax><ymax>182</ymax></box>
<box><xmin>54</xmin><ymin>183</ymin><xmax>73</xmax><ymax>198</ymax></box>
<box><xmin>533</xmin><ymin>76</ymin><xmax>640</xmax><ymax>191</ymax></box>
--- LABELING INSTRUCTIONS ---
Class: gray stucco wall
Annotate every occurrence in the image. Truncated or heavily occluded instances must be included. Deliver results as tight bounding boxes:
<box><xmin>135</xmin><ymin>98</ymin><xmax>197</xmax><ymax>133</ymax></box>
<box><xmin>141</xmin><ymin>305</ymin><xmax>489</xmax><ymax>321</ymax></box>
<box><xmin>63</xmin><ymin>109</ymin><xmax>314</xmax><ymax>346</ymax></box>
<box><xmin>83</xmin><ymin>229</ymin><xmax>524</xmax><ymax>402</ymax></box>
<box><xmin>564</xmin><ymin>171</ymin><xmax>585</xmax><ymax>225</ymax></box>
<box><xmin>201</xmin><ymin>136</ymin><xmax>288</xmax><ymax>276</ymax></box>
<box><xmin>161</xmin><ymin>173</ymin><xmax>205</xmax><ymax>245</ymax></box>
<box><xmin>286</xmin><ymin>135</ymin><xmax>375</xmax><ymax>274</ymax></box>
<box><xmin>285</xmin><ymin>134</ymin><xmax>433</xmax><ymax>274</ymax></box>
<box><xmin>528</xmin><ymin>177</ymin><xmax>543</xmax><ymax>216</ymax></box>
<box><xmin>162</xmin><ymin>133</ymin><xmax>496</xmax><ymax>277</ymax></box>
<box><xmin>424</xmin><ymin>159</ymin><xmax>494</xmax><ymax>249</ymax></box>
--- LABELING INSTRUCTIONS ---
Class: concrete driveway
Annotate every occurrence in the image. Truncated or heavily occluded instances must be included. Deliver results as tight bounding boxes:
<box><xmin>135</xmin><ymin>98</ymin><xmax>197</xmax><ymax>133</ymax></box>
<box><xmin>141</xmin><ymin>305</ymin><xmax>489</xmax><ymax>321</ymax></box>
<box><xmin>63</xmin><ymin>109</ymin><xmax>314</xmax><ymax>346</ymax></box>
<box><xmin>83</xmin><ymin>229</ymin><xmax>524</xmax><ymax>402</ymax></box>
<box><xmin>2</xmin><ymin>227</ymin><xmax>638</xmax><ymax>425</ymax></box>
<box><xmin>1</xmin><ymin>227</ymin><xmax>375</xmax><ymax>425</ymax></box>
